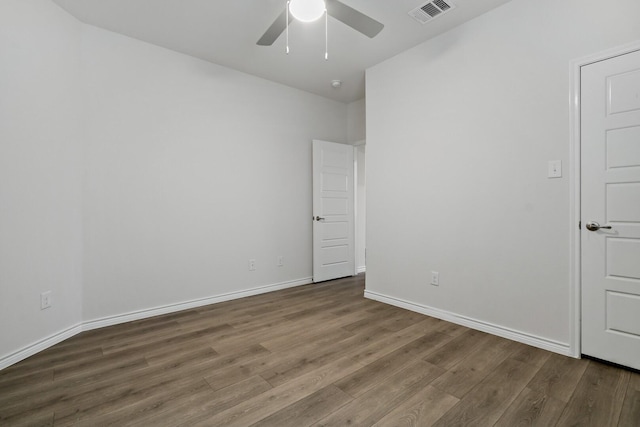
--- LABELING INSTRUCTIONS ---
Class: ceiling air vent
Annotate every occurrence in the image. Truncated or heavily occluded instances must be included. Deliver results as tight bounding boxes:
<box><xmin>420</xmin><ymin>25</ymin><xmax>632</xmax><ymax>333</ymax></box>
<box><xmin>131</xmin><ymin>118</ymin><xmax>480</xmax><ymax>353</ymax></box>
<box><xmin>409</xmin><ymin>0</ymin><xmax>456</xmax><ymax>24</ymax></box>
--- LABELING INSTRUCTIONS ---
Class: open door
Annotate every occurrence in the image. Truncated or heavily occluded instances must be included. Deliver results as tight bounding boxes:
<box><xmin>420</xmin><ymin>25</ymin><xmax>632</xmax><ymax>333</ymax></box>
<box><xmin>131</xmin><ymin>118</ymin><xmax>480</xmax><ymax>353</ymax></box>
<box><xmin>581</xmin><ymin>48</ymin><xmax>640</xmax><ymax>370</ymax></box>
<box><xmin>312</xmin><ymin>140</ymin><xmax>355</xmax><ymax>283</ymax></box>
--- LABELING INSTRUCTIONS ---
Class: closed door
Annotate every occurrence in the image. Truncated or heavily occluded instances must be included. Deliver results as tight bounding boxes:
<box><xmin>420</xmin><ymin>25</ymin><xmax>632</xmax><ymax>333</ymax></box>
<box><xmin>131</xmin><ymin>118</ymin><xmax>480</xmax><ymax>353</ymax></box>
<box><xmin>312</xmin><ymin>140</ymin><xmax>355</xmax><ymax>283</ymax></box>
<box><xmin>581</xmin><ymin>48</ymin><xmax>640</xmax><ymax>370</ymax></box>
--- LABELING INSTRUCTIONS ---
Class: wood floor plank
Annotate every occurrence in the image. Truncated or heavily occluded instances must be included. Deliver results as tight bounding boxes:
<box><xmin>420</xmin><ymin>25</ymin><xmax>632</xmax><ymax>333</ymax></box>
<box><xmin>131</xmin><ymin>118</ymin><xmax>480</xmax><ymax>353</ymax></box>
<box><xmin>335</xmin><ymin>330</ymin><xmax>452</xmax><ymax>398</ymax></box>
<box><xmin>509</xmin><ymin>342</ymin><xmax>553</xmax><ymax>368</ymax></box>
<box><xmin>377</xmin><ymin>310</ymin><xmax>432</xmax><ymax>332</ymax></box>
<box><xmin>431</xmin><ymin>333</ymin><xmax>518</xmax><ymax>398</ymax></box>
<box><xmin>618</xmin><ymin>372</ymin><xmax>640</xmax><ymax>427</ymax></box>
<box><xmin>432</xmin><ymin>357</ymin><xmax>540</xmax><ymax>426</ymax></box>
<box><xmin>329</xmin><ymin>298</ymin><xmax>378</xmax><ymax>317</ymax></box>
<box><xmin>12</xmin><ymin>344</ymin><xmax>258</xmax><ymax>423</ymax></box>
<box><xmin>142</xmin><ymin>343</ymin><xmax>217</xmax><ymax>366</ymax></box>
<box><xmin>250</xmin><ymin>385</ymin><xmax>353</xmax><ymax>427</ymax></box>
<box><xmin>494</xmin><ymin>387</ymin><xmax>566</xmax><ymax>427</ymax></box>
<box><xmin>372</xmin><ymin>385</ymin><xmax>459</xmax><ymax>427</ymax></box>
<box><xmin>53</xmin><ymin>377</ymin><xmax>212</xmax><ymax>427</ymax></box>
<box><xmin>204</xmin><ymin>330</ymin><xmax>358</xmax><ymax>391</ymax></box>
<box><xmin>210</xmin><ymin>314</ymin><xmax>340</xmax><ymax>355</ymax></box>
<box><xmin>1</xmin><ymin>274</ymin><xmax>637</xmax><ymax>426</ymax></box>
<box><xmin>556</xmin><ymin>360</ymin><xmax>630</xmax><ymax>426</ymax></box>
<box><xmin>141</xmin><ymin>376</ymin><xmax>273</xmax><ymax>426</ymax></box>
<box><xmin>50</xmin><ymin>352</ymin><xmax>226</xmax><ymax>423</ymax></box>
<box><xmin>341</xmin><ymin>308</ymin><xmax>411</xmax><ymax>334</ymax></box>
<box><xmin>422</xmin><ymin>329</ymin><xmax>488</xmax><ymax>370</ymax></box>
<box><xmin>429</xmin><ymin>319</ymin><xmax>470</xmax><ymax>337</ymax></box>
<box><xmin>259</xmin><ymin>326</ymin><xmax>393</xmax><ymax>388</ymax></box>
<box><xmin>223</xmin><ymin>289</ymin><xmax>362</xmax><ymax>330</ymax></box>
<box><xmin>283</xmin><ymin>301</ymin><xmax>352</xmax><ymax>322</ymax></box>
<box><xmin>7</xmin><ymin>411</ymin><xmax>54</xmax><ymax>427</ymax></box>
<box><xmin>0</xmin><ymin>357</ymin><xmax>149</xmax><ymax>424</ymax></box>
<box><xmin>52</xmin><ymin>350</ymin><xmax>150</xmax><ymax>381</ymax></box>
<box><xmin>314</xmin><ymin>360</ymin><xmax>444</xmax><ymax>426</ymax></box>
<box><xmin>0</xmin><ymin>348</ymin><xmax>103</xmax><ymax>380</ymax></box>
<box><xmin>203</xmin><ymin>352</ymin><xmax>282</xmax><ymax>392</ymax></box>
<box><xmin>258</xmin><ymin>311</ymin><xmax>366</xmax><ymax>353</ymax></box>
<box><xmin>56</xmin><ymin>319</ymin><xmax>184</xmax><ymax>352</ymax></box>
<box><xmin>193</xmin><ymin>356</ymin><xmax>364</xmax><ymax>427</ymax></box>
<box><xmin>0</xmin><ymin>369</ymin><xmax>54</xmax><ymax>402</ymax></box>
<box><xmin>347</xmin><ymin>317</ymin><xmax>445</xmax><ymax>366</ymax></box>
<box><xmin>527</xmin><ymin>352</ymin><xmax>589</xmax><ymax>403</ymax></box>
<box><xmin>100</xmin><ymin>322</ymin><xmax>233</xmax><ymax>356</ymax></box>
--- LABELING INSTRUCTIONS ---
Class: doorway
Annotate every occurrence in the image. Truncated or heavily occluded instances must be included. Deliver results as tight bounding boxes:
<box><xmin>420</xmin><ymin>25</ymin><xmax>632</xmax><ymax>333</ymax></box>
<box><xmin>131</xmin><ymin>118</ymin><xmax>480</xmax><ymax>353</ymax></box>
<box><xmin>576</xmin><ymin>44</ymin><xmax>640</xmax><ymax>370</ymax></box>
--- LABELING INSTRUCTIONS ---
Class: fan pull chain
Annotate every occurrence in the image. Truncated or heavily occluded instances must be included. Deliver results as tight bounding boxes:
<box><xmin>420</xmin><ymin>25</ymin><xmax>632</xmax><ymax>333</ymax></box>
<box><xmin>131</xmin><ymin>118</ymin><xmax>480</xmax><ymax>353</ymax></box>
<box><xmin>324</xmin><ymin>8</ymin><xmax>328</xmax><ymax>60</ymax></box>
<box><xmin>286</xmin><ymin>1</ymin><xmax>290</xmax><ymax>54</ymax></box>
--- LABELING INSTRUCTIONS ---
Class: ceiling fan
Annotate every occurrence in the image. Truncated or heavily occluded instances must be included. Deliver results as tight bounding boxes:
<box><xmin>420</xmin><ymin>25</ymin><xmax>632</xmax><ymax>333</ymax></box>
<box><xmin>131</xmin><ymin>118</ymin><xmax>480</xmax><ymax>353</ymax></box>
<box><xmin>257</xmin><ymin>0</ymin><xmax>384</xmax><ymax>46</ymax></box>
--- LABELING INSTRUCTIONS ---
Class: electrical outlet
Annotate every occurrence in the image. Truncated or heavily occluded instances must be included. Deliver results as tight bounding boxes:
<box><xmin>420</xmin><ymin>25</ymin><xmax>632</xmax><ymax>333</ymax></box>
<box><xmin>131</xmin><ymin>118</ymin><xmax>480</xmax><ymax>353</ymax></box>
<box><xmin>277</xmin><ymin>256</ymin><xmax>284</xmax><ymax>267</ymax></box>
<box><xmin>248</xmin><ymin>259</ymin><xmax>256</xmax><ymax>271</ymax></box>
<box><xmin>430</xmin><ymin>271</ymin><xmax>439</xmax><ymax>286</ymax></box>
<box><xmin>41</xmin><ymin>291</ymin><xmax>52</xmax><ymax>310</ymax></box>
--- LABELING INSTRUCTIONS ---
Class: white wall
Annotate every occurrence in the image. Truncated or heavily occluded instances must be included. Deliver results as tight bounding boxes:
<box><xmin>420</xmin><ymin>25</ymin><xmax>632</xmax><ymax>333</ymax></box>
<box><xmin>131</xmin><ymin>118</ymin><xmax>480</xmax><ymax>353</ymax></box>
<box><xmin>347</xmin><ymin>99</ymin><xmax>366</xmax><ymax>143</ymax></box>
<box><xmin>366</xmin><ymin>0</ymin><xmax>640</xmax><ymax>353</ymax></box>
<box><xmin>0</xmin><ymin>1</ymin><xmax>348</xmax><ymax>367</ymax></box>
<box><xmin>80</xmin><ymin>26</ymin><xmax>348</xmax><ymax>321</ymax></box>
<box><xmin>0</xmin><ymin>0</ymin><xmax>83</xmax><ymax>362</ymax></box>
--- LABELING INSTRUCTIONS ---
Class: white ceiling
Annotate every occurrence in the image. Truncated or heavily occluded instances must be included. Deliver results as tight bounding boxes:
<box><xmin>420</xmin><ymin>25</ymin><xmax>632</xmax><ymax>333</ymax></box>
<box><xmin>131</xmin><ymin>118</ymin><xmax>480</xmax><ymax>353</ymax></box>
<box><xmin>52</xmin><ymin>0</ymin><xmax>512</xmax><ymax>103</ymax></box>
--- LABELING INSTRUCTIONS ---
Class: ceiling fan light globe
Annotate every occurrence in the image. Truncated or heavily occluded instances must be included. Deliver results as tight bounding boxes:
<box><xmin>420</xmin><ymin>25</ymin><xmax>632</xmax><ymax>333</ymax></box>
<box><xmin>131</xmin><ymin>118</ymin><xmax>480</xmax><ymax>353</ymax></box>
<box><xmin>289</xmin><ymin>0</ymin><xmax>326</xmax><ymax>22</ymax></box>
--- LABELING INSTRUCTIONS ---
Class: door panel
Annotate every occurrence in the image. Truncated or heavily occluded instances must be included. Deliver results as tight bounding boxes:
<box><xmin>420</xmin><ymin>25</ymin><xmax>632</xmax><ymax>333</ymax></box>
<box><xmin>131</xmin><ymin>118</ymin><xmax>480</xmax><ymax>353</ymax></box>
<box><xmin>606</xmin><ymin>238</ymin><xmax>640</xmax><ymax>279</ymax></box>
<box><xmin>312</xmin><ymin>140</ymin><xmax>355</xmax><ymax>283</ymax></box>
<box><xmin>581</xmin><ymin>48</ymin><xmax>640</xmax><ymax>370</ymax></box>
<box><xmin>606</xmin><ymin>291</ymin><xmax>640</xmax><ymax>337</ymax></box>
<box><xmin>606</xmin><ymin>126</ymin><xmax>640</xmax><ymax>168</ymax></box>
<box><xmin>607</xmin><ymin>183</ymin><xmax>640</xmax><ymax>220</ymax></box>
<box><xmin>607</xmin><ymin>69</ymin><xmax>640</xmax><ymax>114</ymax></box>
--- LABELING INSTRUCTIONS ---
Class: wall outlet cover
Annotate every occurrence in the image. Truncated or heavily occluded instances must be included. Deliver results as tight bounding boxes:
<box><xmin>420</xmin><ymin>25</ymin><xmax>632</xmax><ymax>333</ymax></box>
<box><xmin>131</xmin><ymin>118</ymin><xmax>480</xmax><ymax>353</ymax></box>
<box><xmin>548</xmin><ymin>160</ymin><xmax>562</xmax><ymax>178</ymax></box>
<box><xmin>430</xmin><ymin>271</ymin><xmax>439</xmax><ymax>286</ymax></box>
<box><xmin>41</xmin><ymin>291</ymin><xmax>52</xmax><ymax>310</ymax></box>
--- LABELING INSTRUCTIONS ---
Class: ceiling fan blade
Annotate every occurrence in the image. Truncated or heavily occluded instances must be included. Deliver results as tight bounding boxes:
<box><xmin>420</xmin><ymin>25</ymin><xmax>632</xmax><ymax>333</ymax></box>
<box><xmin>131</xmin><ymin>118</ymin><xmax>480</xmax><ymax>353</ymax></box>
<box><xmin>326</xmin><ymin>0</ymin><xmax>384</xmax><ymax>38</ymax></box>
<box><xmin>257</xmin><ymin>10</ymin><xmax>294</xmax><ymax>46</ymax></box>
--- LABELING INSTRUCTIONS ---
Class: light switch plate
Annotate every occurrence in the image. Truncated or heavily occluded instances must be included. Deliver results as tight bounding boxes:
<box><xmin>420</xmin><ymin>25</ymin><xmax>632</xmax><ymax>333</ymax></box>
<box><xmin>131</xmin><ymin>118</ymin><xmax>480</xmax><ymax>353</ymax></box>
<box><xmin>548</xmin><ymin>160</ymin><xmax>562</xmax><ymax>178</ymax></box>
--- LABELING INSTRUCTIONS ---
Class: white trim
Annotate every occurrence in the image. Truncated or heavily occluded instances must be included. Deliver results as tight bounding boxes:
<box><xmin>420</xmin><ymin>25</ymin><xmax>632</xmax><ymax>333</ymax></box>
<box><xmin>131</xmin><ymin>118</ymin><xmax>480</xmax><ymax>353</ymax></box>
<box><xmin>569</xmin><ymin>53</ymin><xmax>582</xmax><ymax>359</ymax></box>
<box><xmin>357</xmin><ymin>266</ymin><xmax>366</xmax><ymax>274</ymax></box>
<box><xmin>83</xmin><ymin>277</ymin><xmax>311</xmax><ymax>331</ymax></box>
<box><xmin>0</xmin><ymin>277</ymin><xmax>311</xmax><ymax>370</ymax></box>
<box><xmin>569</xmin><ymin>40</ymin><xmax>640</xmax><ymax>360</ymax></box>
<box><xmin>353</xmin><ymin>145</ymin><xmax>359</xmax><ymax>277</ymax></box>
<box><xmin>365</xmin><ymin>290</ymin><xmax>572</xmax><ymax>357</ymax></box>
<box><xmin>0</xmin><ymin>324</ymin><xmax>83</xmax><ymax>371</ymax></box>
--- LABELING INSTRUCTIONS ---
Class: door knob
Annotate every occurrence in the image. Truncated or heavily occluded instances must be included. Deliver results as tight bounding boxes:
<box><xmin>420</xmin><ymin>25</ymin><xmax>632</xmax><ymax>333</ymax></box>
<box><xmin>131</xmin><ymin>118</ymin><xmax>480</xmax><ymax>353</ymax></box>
<box><xmin>585</xmin><ymin>221</ymin><xmax>612</xmax><ymax>231</ymax></box>
<box><xmin>315</xmin><ymin>216</ymin><xmax>325</xmax><ymax>221</ymax></box>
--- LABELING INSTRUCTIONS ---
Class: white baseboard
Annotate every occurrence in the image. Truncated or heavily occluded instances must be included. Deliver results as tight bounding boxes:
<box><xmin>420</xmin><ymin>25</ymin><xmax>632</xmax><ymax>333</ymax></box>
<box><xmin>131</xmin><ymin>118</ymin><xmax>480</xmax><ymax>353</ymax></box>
<box><xmin>0</xmin><ymin>323</ymin><xmax>83</xmax><ymax>371</ymax></box>
<box><xmin>1</xmin><ymin>277</ymin><xmax>311</xmax><ymax>371</ymax></box>
<box><xmin>364</xmin><ymin>290</ymin><xmax>573</xmax><ymax>357</ymax></box>
<box><xmin>357</xmin><ymin>266</ymin><xmax>366</xmax><ymax>274</ymax></box>
<box><xmin>83</xmin><ymin>277</ymin><xmax>312</xmax><ymax>331</ymax></box>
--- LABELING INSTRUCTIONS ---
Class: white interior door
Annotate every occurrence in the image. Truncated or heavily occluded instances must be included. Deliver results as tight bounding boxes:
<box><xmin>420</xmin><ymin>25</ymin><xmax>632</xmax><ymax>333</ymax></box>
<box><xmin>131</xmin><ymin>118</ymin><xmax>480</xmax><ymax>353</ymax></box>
<box><xmin>312</xmin><ymin>140</ymin><xmax>355</xmax><ymax>283</ymax></box>
<box><xmin>581</xmin><ymin>48</ymin><xmax>640</xmax><ymax>370</ymax></box>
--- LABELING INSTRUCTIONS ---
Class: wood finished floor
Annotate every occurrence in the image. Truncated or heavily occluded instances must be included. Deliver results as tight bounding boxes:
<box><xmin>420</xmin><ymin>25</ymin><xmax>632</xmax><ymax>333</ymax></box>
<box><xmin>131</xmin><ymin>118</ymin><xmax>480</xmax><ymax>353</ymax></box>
<box><xmin>1</xmin><ymin>274</ymin><xmax>639</xmax><ymax>426</ymax></box>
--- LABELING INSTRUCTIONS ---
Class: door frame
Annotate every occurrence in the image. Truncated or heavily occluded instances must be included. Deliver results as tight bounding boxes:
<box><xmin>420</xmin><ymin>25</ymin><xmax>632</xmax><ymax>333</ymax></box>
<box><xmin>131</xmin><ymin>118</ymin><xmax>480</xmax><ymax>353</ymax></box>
<box><xmin>569</xmin><ymin>40</ymin><xmax>640</xmax><ymax>359</ymax></box>
<box><xmin>353</xmin><ymin>140</ymin><xmax>365</xmax><ymax>276</ymax></box>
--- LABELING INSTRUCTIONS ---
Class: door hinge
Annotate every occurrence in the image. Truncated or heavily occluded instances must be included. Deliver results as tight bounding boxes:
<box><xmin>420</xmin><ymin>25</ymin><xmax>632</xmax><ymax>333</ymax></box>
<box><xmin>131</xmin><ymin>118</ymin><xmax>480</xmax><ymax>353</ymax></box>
<box><xmin>578</xmin><ymin>220</ymin><xmax>581</xmax><ymax>230</ymax></box>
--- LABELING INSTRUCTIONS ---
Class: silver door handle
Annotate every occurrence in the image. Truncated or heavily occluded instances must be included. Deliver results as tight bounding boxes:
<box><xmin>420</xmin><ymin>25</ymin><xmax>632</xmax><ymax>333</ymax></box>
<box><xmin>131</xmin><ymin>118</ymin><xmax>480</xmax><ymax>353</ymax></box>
<box><xmin>585</xmin><ymin>221</ymin><xmax>612</xmax><ymax>231</ymax></box>
<box><xmin>314</xmin><ymin>216</ymin><xmax>325</xmax><ymax>221</ymax></box>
